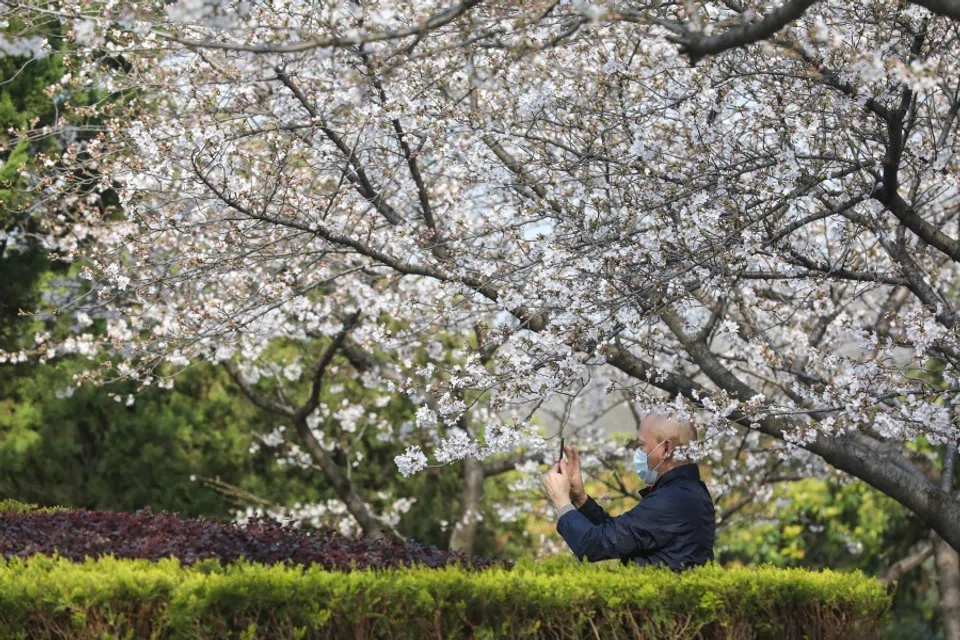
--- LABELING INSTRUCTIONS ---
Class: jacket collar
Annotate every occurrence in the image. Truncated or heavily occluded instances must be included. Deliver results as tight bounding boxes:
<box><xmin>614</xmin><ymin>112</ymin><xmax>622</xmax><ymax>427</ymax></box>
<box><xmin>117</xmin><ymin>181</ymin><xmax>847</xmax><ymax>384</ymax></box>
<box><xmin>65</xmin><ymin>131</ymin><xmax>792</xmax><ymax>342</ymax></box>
<box><xmin>639</xmin><ymin>463</ymin><xmax>700</xmax><ymax>497</ymax></box>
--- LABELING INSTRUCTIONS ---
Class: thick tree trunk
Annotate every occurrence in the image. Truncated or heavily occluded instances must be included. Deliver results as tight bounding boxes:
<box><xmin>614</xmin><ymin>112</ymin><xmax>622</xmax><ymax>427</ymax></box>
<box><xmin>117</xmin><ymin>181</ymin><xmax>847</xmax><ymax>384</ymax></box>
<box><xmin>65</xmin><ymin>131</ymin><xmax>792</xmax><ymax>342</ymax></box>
<box><xmin>225</xmin><ymin>356</ymin><xmax>387</xmax><ymax>540</ymax></box>
<box><xmin>293</xmin><ymin>416</ymin><xmax>386</xmax><ymax>540</ymax></box>
<box><xmin>449</xmin><ymin>456</ymin><xmax>484</xmax><ymax>555</ymax></box>
<box><xmin>935</xmin><ymin>443</ymin><xmax>960</xmax><ymax>640</ymax></box>
<box><xmin>934</xmin><ymin>534</ymin><xmax>960</xmax><ymax>640</ymax></box>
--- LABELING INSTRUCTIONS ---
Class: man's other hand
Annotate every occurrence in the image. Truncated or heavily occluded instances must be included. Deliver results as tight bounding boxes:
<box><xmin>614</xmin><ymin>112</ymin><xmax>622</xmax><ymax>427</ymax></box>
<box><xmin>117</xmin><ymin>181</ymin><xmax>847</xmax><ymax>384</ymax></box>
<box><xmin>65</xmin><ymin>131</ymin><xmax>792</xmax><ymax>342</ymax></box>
<box><xmin>560</xmin><ymin>445</ymin><xmax>587</xmax><ymax>507</ymax></box>
<box><xmin>543</xmin><ymin>461</ymin><xmax>572</xmax><ymax>509</ymax></box>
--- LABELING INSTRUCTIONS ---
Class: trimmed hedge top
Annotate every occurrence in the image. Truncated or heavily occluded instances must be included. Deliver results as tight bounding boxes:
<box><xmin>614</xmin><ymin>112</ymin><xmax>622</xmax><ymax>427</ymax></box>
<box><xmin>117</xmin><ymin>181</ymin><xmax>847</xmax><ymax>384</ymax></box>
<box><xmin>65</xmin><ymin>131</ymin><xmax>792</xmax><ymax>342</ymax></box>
<box><xmin>0</xmin><ymin>555</ymin><xmax>890</xmax><ymax>639</ymax></box>
<box><xmin>0</xmin><ymin>501</ymin><xmax>505</xmax><ymax>571</ymax></box>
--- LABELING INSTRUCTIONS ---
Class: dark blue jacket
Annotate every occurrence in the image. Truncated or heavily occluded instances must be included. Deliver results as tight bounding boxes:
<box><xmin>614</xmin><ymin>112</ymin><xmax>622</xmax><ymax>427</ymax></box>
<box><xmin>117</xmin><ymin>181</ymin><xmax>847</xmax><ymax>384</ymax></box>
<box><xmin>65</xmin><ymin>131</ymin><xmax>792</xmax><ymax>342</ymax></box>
<box><xmin>556</xmin><ymin>464</ymin><xmax>715</xmax><ymax>570</ymax></box>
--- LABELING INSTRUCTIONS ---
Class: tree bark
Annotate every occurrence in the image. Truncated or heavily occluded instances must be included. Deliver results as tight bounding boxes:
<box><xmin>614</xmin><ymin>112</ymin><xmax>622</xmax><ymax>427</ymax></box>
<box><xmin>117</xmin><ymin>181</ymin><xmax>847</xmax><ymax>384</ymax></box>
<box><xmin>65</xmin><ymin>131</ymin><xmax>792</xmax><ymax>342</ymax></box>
<box><xmin>933</xmin><ymin>534</ymin><xmax>960</xmax><ymax>640</ymax></box>
<box><xmin>288</xmin><ymin>318</ymin><xmax>387</xmax><ymax>539</ymax></box>
<box><xmin>449</xmin><ymin>456</ymin><xmax>485</xmax><ymax>556</ymax></box>
<box><xmin>884</xmin><ymin>539</ymin><xmax>933</xmax><ymax>585</ymax></box>
<box><xmin>224</xmin><ymin>319</ymin><xmax>388</xmax><ymax>541</ymax></box>
<box><xmin>291</xmin><ymin>416</ymin><xmax>386</xmax><ymax>540</ymax></box>
<box><xmin>935</xmin><ymin>443</ymin><xmax>960</xmax><ymax>640</ymax></box>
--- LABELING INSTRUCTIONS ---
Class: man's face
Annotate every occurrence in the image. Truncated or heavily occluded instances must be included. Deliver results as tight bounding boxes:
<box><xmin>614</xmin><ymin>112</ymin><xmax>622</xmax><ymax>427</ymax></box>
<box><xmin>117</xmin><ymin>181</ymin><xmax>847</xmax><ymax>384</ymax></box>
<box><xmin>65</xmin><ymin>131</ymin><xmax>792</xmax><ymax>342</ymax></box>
<box><xmin>637</xmin><ymin>417</ymin><xmax>670</xmax><ymax>469</ymax></box>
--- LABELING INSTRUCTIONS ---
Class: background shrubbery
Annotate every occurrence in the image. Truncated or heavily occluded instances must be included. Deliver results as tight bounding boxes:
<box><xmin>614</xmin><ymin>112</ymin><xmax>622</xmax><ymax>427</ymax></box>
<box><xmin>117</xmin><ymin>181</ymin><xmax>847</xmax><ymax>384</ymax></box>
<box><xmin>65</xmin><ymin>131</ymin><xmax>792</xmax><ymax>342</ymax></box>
<box><xmin>0</xmin><ymin>502</ymin><xmax>503</xmax><ymax>571</ymax></box>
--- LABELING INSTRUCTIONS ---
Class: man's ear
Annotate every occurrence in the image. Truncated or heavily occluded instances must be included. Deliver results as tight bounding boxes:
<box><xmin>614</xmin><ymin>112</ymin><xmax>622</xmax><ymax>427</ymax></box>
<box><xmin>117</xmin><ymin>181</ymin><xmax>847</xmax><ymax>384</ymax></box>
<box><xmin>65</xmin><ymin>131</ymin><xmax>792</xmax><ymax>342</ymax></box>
<box><xmin>663</xmin><ymin>439</ymin><xmax>675</xmax><ymax>459</ymax></box>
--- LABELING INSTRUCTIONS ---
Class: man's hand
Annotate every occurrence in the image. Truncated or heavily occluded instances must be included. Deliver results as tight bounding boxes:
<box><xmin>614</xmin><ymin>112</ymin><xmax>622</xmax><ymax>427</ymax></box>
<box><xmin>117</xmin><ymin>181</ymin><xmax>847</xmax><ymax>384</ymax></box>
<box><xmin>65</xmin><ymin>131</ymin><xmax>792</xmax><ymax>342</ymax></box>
<box><xmin>543</xmin><ymin>462</ymin><xmax>572</xmax><ymax>509</ymax></box>
<box><xmin>560</xmin><ymin>445</ymin><xmax>587</xmax><ymax>507</ymax></box>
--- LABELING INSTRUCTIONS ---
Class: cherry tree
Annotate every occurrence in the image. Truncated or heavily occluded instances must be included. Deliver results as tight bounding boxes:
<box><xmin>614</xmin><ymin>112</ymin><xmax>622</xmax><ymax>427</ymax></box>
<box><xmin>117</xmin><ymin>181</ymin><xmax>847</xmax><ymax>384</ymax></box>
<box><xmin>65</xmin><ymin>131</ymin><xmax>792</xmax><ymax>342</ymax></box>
<box><xmin>5</xmin><ymin>0</ymin><xmax>960</xmax><ymax>624</ymax></box>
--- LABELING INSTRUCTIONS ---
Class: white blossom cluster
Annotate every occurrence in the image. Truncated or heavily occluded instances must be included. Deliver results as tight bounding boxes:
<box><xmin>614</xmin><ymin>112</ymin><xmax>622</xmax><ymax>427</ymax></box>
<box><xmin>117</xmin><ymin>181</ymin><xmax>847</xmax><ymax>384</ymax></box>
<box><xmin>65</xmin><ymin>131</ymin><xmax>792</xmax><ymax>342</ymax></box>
<box><xmin>235</xmin><ymin>495</ymin><xmax>415</xmax><ymax>537</ymax></box>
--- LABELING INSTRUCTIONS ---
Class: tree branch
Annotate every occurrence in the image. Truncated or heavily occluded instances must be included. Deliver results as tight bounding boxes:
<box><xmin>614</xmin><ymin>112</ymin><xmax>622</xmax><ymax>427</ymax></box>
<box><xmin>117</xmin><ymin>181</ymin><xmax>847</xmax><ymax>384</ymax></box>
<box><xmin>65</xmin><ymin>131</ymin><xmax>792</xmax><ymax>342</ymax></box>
<box><xmin>648</xmin><ymin>0</ymin><xmax>819</xmax><ymax>65</ymax></box>
<box><xmin>295</xmin><ymin>312</ymin><xmax>361</xmax><ymax>422</ymax></box>
<box><xmin>223</xmin><ymin>362</ymin><xmax>296</xmax><ymax>417</ymax></box>
<box><xmin>772</xmin><ymin>37</ymin><xmax>890</xmax><ymax>120</ymax></box>
<box><xmin>877</xmin><ymin>191</ymin><xmax>960</xmax><ymax>264</ymax></box>
<box><xmin>363</xmin><ymin>60</ymin><xmax>448</xmax><ymax>258</ymax></box>
<box><xmin>884</xmin><ymin>539</ymin><xmax>935</xmax><ymax>584</ymax></box>
<box><xmin>162</xmin><ymin>0</ymin><xmax>484</xmax><ymax>53</ymax></box>
<box><xmin>764</xmin><ymin>194</ymin><xmax>868</xmax><ymax>247</ymax></box>
<box><xmin>480</xmin><ymin>135</ymin><xmax>564</xmax><ymax>215</ymax></box>
<box><xmin>198</xmin><ymin>475</ymin><xmax>276</xmax><ymax>509</ymax></box>
<box><xmin>481</xmin><ymin>450</ymin><xmax>550</xmax><ymax>476</ymax></box>
<box><xmin>289</xmin><ymin>318</ymin><xmax>388</xmax><ymax>540</ymax></box>
<box><xmin>226</xmin><ymin>314</ymin><xmax>386</xmax><ymax>539</ymax></box>
<box><xmin>194</xmin><ymin>128</ymin><xmax>960</xmax><ymax>549</ymax></box>
<box><xmin>873</xmin><ymin>225</ymin><xmax>960</xmax><ymax>328</ymax></box>
<box><xmin>274</xmin><ymin>68</ymin><xmax>404</xmax><ymax>226</ymax></box>
<box><xmin>909</xmin><ymin>0</ymin><xmax>960</xmax><ymax>21</ymax></box>
<box><xmin>193</xmin><ymin>161</ymin><xmax>550</xmax><ymax>332</ymax></box>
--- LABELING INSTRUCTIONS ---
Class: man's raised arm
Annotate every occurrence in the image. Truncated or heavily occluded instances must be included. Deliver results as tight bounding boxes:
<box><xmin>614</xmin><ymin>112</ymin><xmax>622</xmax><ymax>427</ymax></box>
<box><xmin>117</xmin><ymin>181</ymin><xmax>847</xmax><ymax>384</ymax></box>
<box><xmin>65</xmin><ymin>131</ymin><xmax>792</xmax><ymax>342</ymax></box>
<box><xmin>558</xmin><ymin>445</ymin><xmax>611</xmax><ymax>525</ymax></box>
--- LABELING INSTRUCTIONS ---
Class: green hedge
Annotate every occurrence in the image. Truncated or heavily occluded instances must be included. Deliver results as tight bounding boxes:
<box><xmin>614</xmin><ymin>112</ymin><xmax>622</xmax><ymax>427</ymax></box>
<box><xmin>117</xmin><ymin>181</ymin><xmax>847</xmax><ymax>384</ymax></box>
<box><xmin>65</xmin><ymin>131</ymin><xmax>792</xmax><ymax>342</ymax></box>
<box><xmin>0</xmin><ymin>555</ymin><xmax>889</xmax><ymax>639</ymax></box>
<box><xmin>0</xmin><ymin>499</ymin><xmax>64</xmax><ymax>514</ymax></box>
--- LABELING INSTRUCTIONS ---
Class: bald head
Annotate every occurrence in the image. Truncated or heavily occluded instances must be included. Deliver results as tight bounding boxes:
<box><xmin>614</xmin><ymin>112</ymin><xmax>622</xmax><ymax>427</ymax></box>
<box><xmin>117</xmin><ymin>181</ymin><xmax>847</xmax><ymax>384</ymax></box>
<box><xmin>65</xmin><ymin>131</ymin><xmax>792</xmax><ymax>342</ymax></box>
<box><xmin>640</xmin><ymin>413</ymin><xmax>697</xmax><ymax>446</ymax></box>
<box><xmin>637</xmin><ymin>413</ymin><xmax>698</xmax><ymax>475</ymax></box>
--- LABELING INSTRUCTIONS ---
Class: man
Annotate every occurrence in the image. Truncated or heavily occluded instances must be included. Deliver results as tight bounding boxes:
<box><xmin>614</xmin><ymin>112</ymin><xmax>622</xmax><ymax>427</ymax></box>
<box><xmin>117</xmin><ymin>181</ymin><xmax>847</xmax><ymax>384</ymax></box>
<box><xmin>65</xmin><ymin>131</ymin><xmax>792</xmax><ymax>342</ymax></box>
<box><xmin>543</xmin><ymin>412</ymin><xmax>715</xmax><ymax>570</ymax></box>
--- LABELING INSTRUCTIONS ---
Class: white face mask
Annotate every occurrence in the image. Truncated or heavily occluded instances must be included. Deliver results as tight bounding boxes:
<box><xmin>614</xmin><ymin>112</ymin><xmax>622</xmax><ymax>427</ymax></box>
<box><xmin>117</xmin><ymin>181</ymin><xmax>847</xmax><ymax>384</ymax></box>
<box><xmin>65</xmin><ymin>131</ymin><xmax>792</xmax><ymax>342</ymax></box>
<box><xmin>631</xmin><ymin>440</ymin><xmax>666</xmax><ymax>485</ymax></box>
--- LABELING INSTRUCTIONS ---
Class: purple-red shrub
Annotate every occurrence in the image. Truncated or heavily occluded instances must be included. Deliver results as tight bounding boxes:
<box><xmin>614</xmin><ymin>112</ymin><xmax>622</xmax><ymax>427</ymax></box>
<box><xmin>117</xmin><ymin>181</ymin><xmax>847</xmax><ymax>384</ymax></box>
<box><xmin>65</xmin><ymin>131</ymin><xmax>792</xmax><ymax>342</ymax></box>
<box><xmin>0</xmin><ymin>509</ymin><xmax>509</xmax><ymax>571</ymax></box>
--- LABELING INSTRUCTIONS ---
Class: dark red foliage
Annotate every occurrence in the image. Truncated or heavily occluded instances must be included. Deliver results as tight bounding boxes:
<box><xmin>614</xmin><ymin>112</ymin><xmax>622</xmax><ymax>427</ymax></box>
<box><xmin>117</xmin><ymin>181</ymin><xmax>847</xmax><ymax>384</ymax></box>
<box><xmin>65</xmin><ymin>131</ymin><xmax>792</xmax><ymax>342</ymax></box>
<box><xmin>0</xmin><ymin>509</ymin><xmax>510</xmax><ymax>571</ymax></box>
